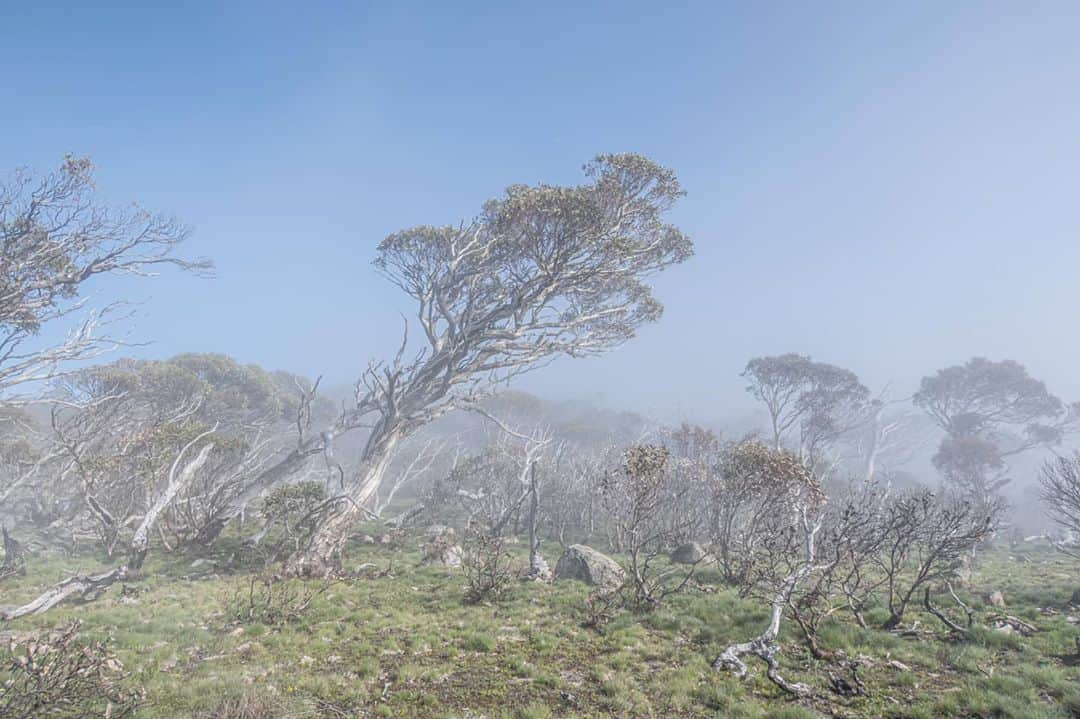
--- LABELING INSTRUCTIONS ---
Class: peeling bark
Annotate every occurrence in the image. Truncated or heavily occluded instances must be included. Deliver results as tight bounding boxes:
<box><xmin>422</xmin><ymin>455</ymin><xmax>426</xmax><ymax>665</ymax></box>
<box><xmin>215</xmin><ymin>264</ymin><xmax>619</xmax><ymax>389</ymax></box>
<box><xmin>129</xmin><ymin>438</ymin><xmax>215</xmax><ymax>570</ymax></box>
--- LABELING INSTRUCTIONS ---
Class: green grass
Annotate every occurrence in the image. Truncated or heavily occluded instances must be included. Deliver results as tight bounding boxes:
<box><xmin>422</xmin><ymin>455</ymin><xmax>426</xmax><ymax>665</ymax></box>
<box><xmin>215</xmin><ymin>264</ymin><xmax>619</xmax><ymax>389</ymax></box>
<box><xmin>1</xmin><ymin>529</ymin><xmax>1078</xmax><ymax>718</ymax></box>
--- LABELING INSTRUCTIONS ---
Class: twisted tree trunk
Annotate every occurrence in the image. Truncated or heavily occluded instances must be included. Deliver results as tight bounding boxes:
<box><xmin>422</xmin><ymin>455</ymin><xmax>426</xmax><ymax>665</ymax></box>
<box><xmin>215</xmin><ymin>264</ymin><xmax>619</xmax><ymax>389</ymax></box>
<box><xmin>4</xmin><ymin>436</ymin><xmax>215</xmax><ymax>620</ymax></box>
<box><xmin>284</xmin><ymin>429</ymin><xmax>401</xmax><ymax>577</ymax></box>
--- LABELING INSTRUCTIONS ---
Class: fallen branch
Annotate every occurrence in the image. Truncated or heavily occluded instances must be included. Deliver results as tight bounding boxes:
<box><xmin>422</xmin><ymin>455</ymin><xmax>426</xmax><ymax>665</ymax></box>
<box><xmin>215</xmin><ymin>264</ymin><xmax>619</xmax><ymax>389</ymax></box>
<box><xmin>923</xmin><ymin>586</ymin><xmax>971</xmax><ymax>636</ymax></box>
<box><xmin>2</xmin><ymin>566</ymin><xmax>128</xmax><ymax>620</ymax></box>
<box><xmin>986</xmin><ymin>613</ymin><xmax>1038</xmax><ymax>636</ymax></box>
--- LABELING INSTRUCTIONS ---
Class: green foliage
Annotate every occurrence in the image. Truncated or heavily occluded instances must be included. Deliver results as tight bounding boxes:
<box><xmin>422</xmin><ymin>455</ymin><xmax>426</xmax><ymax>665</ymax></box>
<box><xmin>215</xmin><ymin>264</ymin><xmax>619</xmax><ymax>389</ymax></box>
<box><xmin>260</xmin><ymin>482</ymin><xmax>326</xmax><ymax>525</ymax></box>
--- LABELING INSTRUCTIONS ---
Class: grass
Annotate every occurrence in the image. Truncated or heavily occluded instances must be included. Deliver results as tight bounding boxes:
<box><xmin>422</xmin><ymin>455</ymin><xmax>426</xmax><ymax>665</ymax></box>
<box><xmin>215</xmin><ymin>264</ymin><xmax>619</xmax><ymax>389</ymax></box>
<box><xmin>1</xmin><ymin>529</ymin><xmax>1077</xmax><ymax>718</ymax></box>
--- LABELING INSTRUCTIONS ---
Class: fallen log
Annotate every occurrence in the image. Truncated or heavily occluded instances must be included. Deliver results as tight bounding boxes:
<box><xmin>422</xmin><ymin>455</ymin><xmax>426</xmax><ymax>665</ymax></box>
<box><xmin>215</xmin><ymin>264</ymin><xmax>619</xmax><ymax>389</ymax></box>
<box><xmin>2</xmin><ymin>565</ymin><xmax>127</xmax><ymax>621</ymax></box>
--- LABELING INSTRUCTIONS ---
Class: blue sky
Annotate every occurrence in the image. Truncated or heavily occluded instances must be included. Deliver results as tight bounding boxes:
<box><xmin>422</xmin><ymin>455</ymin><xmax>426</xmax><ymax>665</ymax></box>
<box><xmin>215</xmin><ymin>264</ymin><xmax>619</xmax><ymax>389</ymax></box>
<box><xmin>4</xmin><ymin>2</ymin><xmax>1080</xmax><ymax>420</ymax></box>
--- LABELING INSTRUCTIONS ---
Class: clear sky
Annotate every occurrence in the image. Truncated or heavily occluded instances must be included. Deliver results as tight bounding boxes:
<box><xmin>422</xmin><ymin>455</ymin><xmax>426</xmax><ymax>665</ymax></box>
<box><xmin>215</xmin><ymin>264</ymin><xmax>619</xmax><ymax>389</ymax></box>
<box><xmin>4</xmin><ymin>1</ymin><xmax>1080</xmax><ymax>422</ymax></box>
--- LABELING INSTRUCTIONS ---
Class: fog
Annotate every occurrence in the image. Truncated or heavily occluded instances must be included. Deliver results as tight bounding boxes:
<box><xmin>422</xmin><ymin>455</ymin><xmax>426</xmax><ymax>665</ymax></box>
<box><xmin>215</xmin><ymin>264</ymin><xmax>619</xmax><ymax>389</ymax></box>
<box><xmin>2</xmin><ymin>4</ymin><xmax>1079</xmax><ymax>717</ymax></box>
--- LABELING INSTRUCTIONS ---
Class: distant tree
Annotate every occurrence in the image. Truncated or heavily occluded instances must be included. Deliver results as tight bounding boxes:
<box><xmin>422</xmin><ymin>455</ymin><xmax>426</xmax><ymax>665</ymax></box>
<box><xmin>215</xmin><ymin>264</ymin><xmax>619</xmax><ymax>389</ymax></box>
<box><xmin>845</xmin><ymin>405</ymin><xmax>932</xmax><ymax>486</ymax></box>
<box><xmin>667</xmin><ymin>421</ymin><xmax>720</xmax><ymax>461</ymax></box>
<box><xmin>0</xmin><ymin>156</ymin><xmax>207</xmax><ymax>400</ymax></box>
<box><xmin>914</xmin><ymin>358</ymin><xmax>1075</xmax><ymax>513</ymax></box>
<box><xmin>742</xmin><ymin>354</ymin><xmax>870</xmax><ymax>470</ymax></box>
<box><xmin>277</xmin><ymin>154</ymin><xmax>693</xmax><ymax>576</ymax></box>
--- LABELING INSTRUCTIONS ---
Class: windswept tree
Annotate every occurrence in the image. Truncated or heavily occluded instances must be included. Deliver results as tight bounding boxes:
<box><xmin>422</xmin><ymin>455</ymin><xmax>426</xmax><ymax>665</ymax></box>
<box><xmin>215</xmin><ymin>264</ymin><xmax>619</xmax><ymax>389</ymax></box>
<box><xmin>742</xmin><ymin>354</ymin><xmax>871</xmax><ymax>471</ymax></box>
<box><xmin>2</xmin><ymin>355</ymin><xmax>303</xmax><ymax>619</ymax></box>
<box><xmin>914</xmin><ymin>358</ymin><xmax>1075</xmax><ymax>513</ymax></box>
<box><xmin>281</xmin><ymin>154</ymin><xmax>693</xmax><ymax>576</ymax></box>
<box><xmin>0</xmin><ymin>156</ymin><xmax>208</xmax><ymax>400</ymax></box>
<box><xmin>43</xmin><ymin>355</ymin><xmax>298</xmax><ymax>559</ymax></box>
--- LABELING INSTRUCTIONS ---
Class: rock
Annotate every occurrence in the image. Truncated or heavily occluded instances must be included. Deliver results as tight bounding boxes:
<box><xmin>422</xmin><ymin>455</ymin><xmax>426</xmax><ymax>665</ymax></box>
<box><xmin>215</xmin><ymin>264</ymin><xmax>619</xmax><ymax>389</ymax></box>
<box><xmin>424</xmin><ymin>524</ymin><xmax>455</xmax><ymax>538</ymax></box>
<box><xmin>358</xmin><ymin>534</ymin><xmax>376</xmax><ymax>544</ymax></box>
<box><xmin>985</xmin><ymin>590</ymin><xmax>1006</xmax><ymax>608</ymax></box>
<box><xmin>886</xmin><ymin>659</ymin><xmax>910</xmax><ymax>672</ymax></box>
<box><xmin>421</xmin><ymin>542</ymin><xmax>462</xmax><ymax>568</ymax></box>
<box><xmin>669</xmin><ymin>542</ymin><xmax>708</xmax><ymax>564</ymax></box>
<box><xmin>554</xmin><ymin>545</ymin><xmax>625</xmax><ymax>588</ymax></box>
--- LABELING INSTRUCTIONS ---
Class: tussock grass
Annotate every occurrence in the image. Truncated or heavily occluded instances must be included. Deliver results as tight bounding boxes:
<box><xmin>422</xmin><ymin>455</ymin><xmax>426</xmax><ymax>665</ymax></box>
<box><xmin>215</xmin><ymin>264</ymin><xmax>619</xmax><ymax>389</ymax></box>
<box><xmin>1</xmin><ymin>526</ymin><xmax>1077</xmax><ymax>718</ymax></box>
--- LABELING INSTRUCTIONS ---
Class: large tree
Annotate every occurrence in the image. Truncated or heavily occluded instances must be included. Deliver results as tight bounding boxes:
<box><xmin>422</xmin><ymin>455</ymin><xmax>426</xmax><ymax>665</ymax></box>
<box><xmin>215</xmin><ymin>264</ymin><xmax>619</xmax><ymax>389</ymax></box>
<box><xmin>284</xmin><ymin>154</ymin><xmax>692</xmax><ymax>576</ymax></box>
<box><xmin>914</xmin><ymin>358</ymin><xmax>1075</xmax><ymax>512</ymax></box>
<box><xmin>0</xmin><ymin>156</ymin><xmax>208</xmax><ymax>400</ymax></box>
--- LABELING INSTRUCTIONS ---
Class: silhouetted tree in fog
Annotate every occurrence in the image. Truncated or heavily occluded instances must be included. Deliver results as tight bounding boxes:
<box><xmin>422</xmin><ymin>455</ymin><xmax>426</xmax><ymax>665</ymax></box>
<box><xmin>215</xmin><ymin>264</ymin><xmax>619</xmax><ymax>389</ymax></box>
<box><xmin>914</xmin><ymin>357</ymin><xmax>1076</xmax><ymax>515</ymax></box>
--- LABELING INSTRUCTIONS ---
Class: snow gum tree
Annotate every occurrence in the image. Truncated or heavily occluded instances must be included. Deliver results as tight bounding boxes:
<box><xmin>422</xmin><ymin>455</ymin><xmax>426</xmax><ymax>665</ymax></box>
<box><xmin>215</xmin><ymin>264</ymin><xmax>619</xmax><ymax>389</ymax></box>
<box><xmin>285</xmin><ymin>154</ymin><xmax>693</xmax><ymax>576</ymax></box>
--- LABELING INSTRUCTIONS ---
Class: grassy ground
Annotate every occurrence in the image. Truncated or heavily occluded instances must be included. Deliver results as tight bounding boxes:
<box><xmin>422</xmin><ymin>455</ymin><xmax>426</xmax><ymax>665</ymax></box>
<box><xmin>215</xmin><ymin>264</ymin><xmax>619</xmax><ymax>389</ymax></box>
<box><xmin>1</xmin><ymin>529</ymin><xmax>1078</xmax><ymax>718</ymax></box>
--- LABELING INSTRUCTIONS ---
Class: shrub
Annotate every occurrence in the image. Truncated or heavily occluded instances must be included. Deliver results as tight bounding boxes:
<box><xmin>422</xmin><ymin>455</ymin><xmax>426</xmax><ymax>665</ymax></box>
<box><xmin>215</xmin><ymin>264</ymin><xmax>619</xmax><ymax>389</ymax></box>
<box><xmin>461</xmin><ymin>529</ymin><xmax>514</xmax><ymax>604</ymax></box>
<box><xmin>225</xmin><ymin>574</ymin><xmax>334</xmax><ymax>627</ymax></box>
<box><xmin>0</xmin><ymin>621</ymin><xmax>144</xmax><ymax>719</ymax></box>
<box><xmin>582</xmin><ymin>584</ymin><xmax>627</xmax><ymax>631</ymax></box>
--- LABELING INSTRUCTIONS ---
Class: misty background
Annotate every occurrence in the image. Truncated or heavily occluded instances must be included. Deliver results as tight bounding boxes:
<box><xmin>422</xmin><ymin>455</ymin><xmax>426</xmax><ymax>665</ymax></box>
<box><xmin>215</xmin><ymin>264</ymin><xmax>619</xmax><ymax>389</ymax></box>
<box><xmin>3</xmin><ymin>2</ymin><xmax>1079</xmax><ymax>521</ymax></box>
